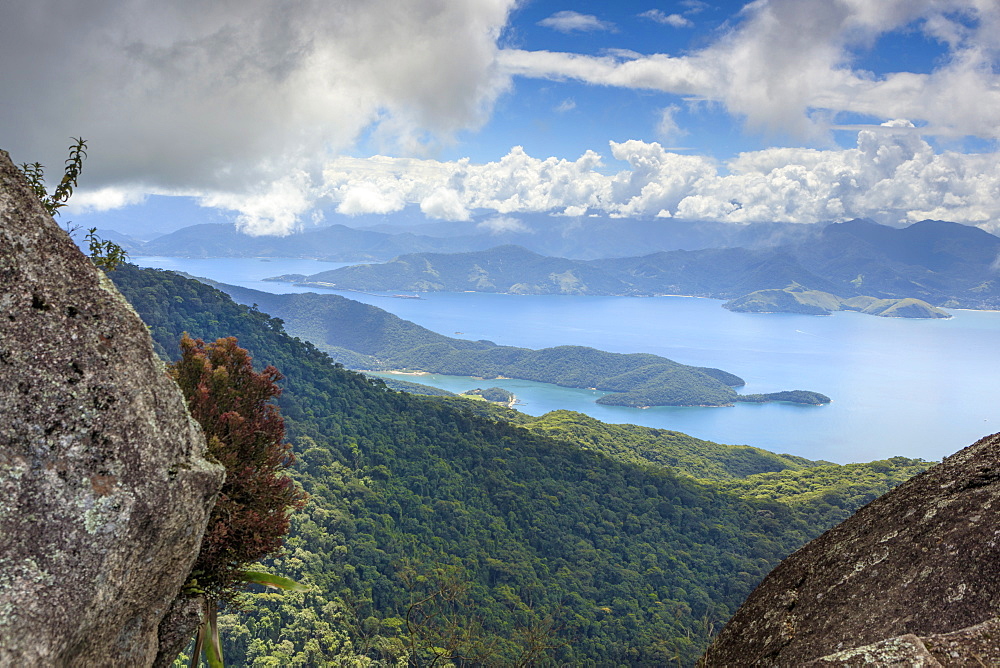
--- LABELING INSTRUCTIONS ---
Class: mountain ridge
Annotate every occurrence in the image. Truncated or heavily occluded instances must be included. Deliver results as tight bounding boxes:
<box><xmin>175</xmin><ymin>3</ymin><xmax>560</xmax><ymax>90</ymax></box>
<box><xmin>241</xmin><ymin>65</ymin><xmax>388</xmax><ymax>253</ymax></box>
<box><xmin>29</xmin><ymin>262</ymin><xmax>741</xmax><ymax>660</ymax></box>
<box><xmin>269</xmin><ymin>219</ymin><xmax>1000</xmax><ymax>309</ymax></box>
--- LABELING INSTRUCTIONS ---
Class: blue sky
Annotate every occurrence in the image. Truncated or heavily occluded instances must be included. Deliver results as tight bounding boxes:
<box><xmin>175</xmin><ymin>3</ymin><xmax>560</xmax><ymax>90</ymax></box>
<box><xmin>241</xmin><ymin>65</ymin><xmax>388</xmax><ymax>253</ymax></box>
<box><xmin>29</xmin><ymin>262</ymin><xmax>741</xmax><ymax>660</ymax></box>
<box><xmin>3</xmin><ymin>0</ymin><xmax>999</xmax><ymax>237</ymax></box>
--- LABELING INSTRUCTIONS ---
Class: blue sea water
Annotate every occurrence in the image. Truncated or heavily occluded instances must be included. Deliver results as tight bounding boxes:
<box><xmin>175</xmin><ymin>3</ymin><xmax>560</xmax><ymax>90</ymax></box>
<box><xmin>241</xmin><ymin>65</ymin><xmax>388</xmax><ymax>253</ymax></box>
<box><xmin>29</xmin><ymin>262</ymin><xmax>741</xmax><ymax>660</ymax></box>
<box><xmin>134</xmin><ymin>256</ymin><xmax>1000</xmax><ymax>464</ymax></box>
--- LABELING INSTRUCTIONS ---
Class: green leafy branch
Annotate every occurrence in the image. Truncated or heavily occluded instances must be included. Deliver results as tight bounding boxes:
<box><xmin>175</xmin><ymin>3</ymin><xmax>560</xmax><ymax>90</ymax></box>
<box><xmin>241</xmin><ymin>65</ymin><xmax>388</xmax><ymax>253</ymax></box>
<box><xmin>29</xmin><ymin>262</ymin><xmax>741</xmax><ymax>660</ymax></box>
<box><xmin>19</xmin><ymin>137</ymin><xmax>88</xmax><ymax>217</ymax></box>
<box><xmin>17</xmin><ymin>138</ymin><xmax>129</xmax><ymax>271</ymax></box>
<box><xmin>85</xmin><ymin>227</ymin><xmax>129</xmax><ymax>271</ymax></box>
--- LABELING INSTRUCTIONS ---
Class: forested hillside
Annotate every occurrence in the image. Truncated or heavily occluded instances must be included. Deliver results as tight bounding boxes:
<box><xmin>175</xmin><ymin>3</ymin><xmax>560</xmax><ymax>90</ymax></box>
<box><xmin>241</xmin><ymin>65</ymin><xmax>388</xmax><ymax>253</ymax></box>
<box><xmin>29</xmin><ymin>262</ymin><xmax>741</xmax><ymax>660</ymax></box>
<box><xmin>200</xmin><ymin>283</ymin><xmax>829</xmax><ymax>407</ymax></box>
<box><xmin>110</xmin><ymin>266</ymin><xmax>925</xmax><ymax>665</ymax></box>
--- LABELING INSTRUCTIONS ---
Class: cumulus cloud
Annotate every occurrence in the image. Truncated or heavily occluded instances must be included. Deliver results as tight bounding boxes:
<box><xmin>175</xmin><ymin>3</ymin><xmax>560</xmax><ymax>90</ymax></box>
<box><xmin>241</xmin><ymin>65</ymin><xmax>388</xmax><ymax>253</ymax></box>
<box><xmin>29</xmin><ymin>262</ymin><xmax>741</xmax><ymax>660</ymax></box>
<box><xmin>640</xmin><ymin>10</ymin><xmax>693</xmax><ymax>28</ymax></box>
<box><xmin>1</xmin><ymin>0</ymin><xmax>516</xmax><ymax>234</ymax></box>
<box><xmin>420</xmin><ymin>188</ymin><xmax>471</xmax><ymax>221</ymax></box>
<box><xmin>318</xmin><ymin>125</ymin><xmax>1000</xmax><ymax>230</ymax></box>
<box><xmin>537</xmin><ymin>10</ymin><xmax>615</xmax><ymax>33</ymax></box>
<box><xmin>501</xmin><ymin>0</ymin><xmax>1000</xmax><ymax>141</ymax></box>
<box><xmin>200</xmin><ymin>171</ymin><xmax>316</xmax><ymax>236</ymax></box>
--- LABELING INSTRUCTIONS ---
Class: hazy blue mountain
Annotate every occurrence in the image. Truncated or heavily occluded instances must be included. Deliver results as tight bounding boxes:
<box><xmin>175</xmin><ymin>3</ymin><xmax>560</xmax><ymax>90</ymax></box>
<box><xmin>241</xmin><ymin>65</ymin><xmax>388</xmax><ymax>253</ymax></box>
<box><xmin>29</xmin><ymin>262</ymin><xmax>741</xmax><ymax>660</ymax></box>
<box><xmin>132</xmin><ymin>211</ymin><xmax>832</xmax><ymax>261</ymax></box>
<box><xmin>276</xmin><ymin>219</ymin><xmax>1000</xmax><ymax>309</ymax></box>
<box><xmin>590</xmin><ymin>247</ymin><xmax>846</xmax><ymax>297</ymax></box>
<box><xmin>356</xmin><ymin>213</ymin><xmax>829</xmax><ymax>259</ymax></box>
<box><xmin>285</xmin><ymin>244</ymin><xmax>633</xmax><ymax>294</ymax></box>
<box><xmin>140</xmin><ymin>222</ymin><xmax>484</xmax><ymax>260</ymax></box>
<box><xmin>70</xmin><ymin>227</ymin><xmax>147</xmax><ymax>254</ymax></box>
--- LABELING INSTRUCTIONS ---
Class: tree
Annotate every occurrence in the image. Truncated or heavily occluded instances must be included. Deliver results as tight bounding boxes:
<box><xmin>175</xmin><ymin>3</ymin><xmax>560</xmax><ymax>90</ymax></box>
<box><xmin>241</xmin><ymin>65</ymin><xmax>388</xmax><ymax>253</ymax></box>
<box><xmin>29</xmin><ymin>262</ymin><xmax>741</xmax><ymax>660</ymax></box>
<box><xmin>170</xmin><ymin>334</ymin><xmax>308</xmax><ymax>666</ymax></box>
<box><xmin>170</xmin><ymin>334</ymin><xmax>308</xmax><ymax>602</ymax></box>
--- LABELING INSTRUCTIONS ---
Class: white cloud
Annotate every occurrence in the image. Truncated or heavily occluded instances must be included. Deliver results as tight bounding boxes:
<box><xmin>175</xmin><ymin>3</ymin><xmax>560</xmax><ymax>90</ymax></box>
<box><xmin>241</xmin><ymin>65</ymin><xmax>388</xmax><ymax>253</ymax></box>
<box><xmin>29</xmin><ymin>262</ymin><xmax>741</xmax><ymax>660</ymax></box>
<box><xmin>317</xmin><ymin>126</ymin><xmax>1000</xmax><ymax>229</ymax></box>
<box><xmin>420</xmin><ymin>188</ymin><xmax>471</xmax><ymax>221</ymax></box>
<box><xmin>477</xmin><ymin>216</ymin><xmax>532</xmax><ymax>234</ymax></box>
<box><xmin>680</xmin><ymin>0</ymin><xmax>709</xmax><ymax>13</ymax></box>
<box><xmin>555</xmin><ymin>98</ymin><xmax>577</xmax><ymax>113</ymax></box>
<box><xmin>200</xmin><ymin>171</ymin><xmax>316</xmax><ymax>236</ymax></box>
<box><xmin>66</xmin><ymin>188</ymin><xmax>148</xmax><ymax>214</ymax></box>
<box><xmin>335</xmin><ymin>183</ymin><xmax>408</xmax><ymax>217</ymax></box>
<box><xmin>656</xmin><ymin>105</ymin><xmax>688</xmax><ymax>143</ymax></box>
<box><xmin>640</xmin><ymin>10</ymin><xmax>693</xmax><ymax>28</ymax></box>
<box><xmin>537</xmin><ymin>11</ymin><xmax>615</xmax><ymax>33</ymax></box>
<box><xmin>1</xmin><ymin>0</ymin><xmax>517</xmax><ymax>234</ymax></box>
<box><xmin>501</xmin><ymin>0</ymin><xmax>1000</xmax><ymax>142</ymax></box>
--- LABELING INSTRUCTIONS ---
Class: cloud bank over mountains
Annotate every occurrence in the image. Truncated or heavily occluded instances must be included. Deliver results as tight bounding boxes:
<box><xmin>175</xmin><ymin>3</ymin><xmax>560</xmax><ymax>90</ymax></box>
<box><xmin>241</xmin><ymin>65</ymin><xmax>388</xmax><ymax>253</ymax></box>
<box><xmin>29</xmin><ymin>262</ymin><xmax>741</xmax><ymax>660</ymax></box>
<box><xmin>323</xmin><ymin>122</ymin><xmax>1000</xmax><ymax>231</ymax></box>
<box><xmin>3</xmin><ymin>0</ymin><xmax>999</xmax><ymax>234</ymax></box>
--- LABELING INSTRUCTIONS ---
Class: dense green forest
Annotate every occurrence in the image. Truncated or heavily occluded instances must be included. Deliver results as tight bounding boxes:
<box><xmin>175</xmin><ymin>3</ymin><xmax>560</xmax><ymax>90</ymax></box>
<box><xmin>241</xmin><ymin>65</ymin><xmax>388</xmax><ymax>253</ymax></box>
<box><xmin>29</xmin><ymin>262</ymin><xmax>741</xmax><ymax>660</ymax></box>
<box><xmin>202</xmin><ymin>283</ymin><xmax>828</xmax><ymax>408</ymax></box>
<box><xmin>111</xmin><ymin>266</ymin><xmax>925</xmax><ymax>666</ymax></box>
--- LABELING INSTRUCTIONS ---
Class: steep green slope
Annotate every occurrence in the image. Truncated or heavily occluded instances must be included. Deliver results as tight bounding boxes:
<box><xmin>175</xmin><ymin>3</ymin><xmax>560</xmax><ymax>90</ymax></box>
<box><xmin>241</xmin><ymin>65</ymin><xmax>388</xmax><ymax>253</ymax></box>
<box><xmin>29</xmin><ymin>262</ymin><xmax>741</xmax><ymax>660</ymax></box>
<box><xmin>518</xmin><ymin>410</ymin><xmax>823</xmax><ymax>479</ymax></box>
<box><xmin>111</xmin><ymin>266</ymin><xmax>923</xmax><ymax>666</ymax></box>
<box><xmin>203</xmin><ymin>283</ymin><xmax>828</xmax><ymax>408</ymax></box>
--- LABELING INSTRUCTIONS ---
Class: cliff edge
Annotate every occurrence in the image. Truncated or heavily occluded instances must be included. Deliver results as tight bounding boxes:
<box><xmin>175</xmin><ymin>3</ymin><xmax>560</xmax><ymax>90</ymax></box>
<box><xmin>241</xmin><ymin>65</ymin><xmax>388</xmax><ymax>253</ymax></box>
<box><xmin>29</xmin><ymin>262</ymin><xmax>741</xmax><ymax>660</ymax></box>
<box><xmin>701</xmin><ymin>432</ymin><xmax>1000</xmax><ymax>666</ymax></box>
<box><xmin>0</xmin><ymin>149</ymin><xmax>225</xmax><ymax>666</ymax></box>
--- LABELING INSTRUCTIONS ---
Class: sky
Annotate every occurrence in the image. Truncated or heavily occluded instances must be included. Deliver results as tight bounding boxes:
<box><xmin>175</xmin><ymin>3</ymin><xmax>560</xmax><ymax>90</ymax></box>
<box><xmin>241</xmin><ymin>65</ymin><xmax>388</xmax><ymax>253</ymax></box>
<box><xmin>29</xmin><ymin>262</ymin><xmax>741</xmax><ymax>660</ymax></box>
<box><xmin>3</xmin><ymin>0</ymin><xmax>1000</xmax><ymax>237</ymax></box>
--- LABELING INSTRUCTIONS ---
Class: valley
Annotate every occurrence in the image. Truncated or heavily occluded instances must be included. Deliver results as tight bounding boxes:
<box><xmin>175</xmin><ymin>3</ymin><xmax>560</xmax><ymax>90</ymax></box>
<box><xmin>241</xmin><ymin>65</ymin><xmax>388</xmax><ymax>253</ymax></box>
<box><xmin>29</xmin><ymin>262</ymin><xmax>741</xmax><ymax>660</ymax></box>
<box><xmin>108</xmin><ymin>263</ymin><xmax>931</xmax><ymax>665</ymax></box>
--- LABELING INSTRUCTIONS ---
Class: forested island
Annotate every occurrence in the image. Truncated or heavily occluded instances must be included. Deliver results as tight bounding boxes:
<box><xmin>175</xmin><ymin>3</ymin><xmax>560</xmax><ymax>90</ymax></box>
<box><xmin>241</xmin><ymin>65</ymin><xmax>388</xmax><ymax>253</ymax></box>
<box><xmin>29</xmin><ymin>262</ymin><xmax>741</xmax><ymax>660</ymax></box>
<box><xmin>461</xmin><ymin>386</ymin><xmax>516</xmax><ymax>405</ymax></box>
<box><xmin>723</xmin><ymin>285</ymin><xmax>950</xmax><ymax>318</ymax></box>
<box><xmin>197</xmin><ymin>281</ymin><xmax>830</xmax><ymax>408</ymax></box>
<box><xmin>109</xmin><ymin>264</ymin><xmax>926</xmax><ymax>665</ymax></box>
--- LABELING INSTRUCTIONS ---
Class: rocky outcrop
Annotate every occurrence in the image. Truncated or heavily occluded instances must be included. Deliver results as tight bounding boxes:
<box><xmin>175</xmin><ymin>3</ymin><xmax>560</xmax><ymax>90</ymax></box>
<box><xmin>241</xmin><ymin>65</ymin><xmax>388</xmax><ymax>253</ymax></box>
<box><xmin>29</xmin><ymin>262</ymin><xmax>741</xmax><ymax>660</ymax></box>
<box><xmin>701</xmin><ymin>432</ymin><xmax>1000</xmax><ymax>666</ymax></box>
<box><xmin>803</xmin><ymin>617</ymin><xmax>1000</xmax><ymax>666</ymax></box>
<box><xmin>0</xmin><ymin>150</ymin><xmax>224</xmax><ymax>666</ymax></box>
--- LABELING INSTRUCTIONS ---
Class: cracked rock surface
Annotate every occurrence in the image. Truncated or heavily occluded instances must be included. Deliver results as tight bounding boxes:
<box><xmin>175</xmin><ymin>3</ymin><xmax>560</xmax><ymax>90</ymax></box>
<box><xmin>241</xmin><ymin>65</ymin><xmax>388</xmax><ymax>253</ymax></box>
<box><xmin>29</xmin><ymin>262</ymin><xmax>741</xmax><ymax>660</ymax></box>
<box><xmin>701</xmin><ymin>432</ymin><xmax>1000</xmax><ymax>666</ymax></box>
<box><xmin>0</xmin><ymin>149</ymin><xmax>224</xmax><ymax>666</ymax></box>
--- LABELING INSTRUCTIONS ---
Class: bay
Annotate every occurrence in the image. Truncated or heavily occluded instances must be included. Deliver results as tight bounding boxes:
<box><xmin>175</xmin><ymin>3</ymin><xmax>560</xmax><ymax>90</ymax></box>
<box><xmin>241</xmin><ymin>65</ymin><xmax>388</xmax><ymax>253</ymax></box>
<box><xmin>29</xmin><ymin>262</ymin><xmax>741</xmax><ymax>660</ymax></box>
<box><xmin>133</xmin><ymin>256</ymin><xmax>1000</xmax><ymax>463</ymax></box>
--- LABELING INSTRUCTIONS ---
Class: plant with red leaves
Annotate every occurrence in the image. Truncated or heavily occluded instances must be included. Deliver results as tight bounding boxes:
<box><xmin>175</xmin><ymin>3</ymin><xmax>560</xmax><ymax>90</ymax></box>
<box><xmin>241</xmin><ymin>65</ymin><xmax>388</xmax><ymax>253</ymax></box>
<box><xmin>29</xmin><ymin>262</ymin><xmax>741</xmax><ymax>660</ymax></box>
<box><xmin>170</xmin><ymin>334</ymin><xmax>307</xmax><ymax>602</ymax></box>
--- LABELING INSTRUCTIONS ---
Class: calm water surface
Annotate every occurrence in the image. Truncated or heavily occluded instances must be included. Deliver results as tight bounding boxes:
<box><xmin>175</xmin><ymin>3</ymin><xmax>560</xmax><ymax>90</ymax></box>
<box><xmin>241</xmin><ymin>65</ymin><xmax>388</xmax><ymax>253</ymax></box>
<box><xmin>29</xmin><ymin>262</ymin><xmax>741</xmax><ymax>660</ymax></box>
<box><xmin>135</xmin><ymin>256</ymin><xmax>1000</xmax><ymax>463</ymax></box>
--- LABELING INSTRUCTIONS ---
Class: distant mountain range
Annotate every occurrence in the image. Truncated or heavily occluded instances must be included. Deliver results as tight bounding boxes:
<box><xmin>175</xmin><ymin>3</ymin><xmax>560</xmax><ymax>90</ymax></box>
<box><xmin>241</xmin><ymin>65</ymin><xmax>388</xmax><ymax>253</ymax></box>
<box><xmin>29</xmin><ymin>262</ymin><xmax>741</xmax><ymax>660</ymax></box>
<box><xmin>133</xmin><ymin>215</ymin><xmax>830</xmax><ymax>261</ymax></box>
<box><xmin>270</xmin><ymin>219</ymin><xmax>1000</xmax><ymax>310</ymax></box>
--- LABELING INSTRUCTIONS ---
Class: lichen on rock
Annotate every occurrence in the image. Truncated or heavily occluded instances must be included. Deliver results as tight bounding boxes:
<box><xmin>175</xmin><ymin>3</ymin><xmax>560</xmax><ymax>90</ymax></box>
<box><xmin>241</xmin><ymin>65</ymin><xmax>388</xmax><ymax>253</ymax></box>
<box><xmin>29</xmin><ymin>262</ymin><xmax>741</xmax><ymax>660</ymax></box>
<box><xmin>0</xmin><ymin>149</ymin><xmax>224</xmax><ymax>666</ymax></box>
<box><xmin>701</xmin><ymin>432</ymin><xmax>1000</xmax><ymax>666</ymax></box>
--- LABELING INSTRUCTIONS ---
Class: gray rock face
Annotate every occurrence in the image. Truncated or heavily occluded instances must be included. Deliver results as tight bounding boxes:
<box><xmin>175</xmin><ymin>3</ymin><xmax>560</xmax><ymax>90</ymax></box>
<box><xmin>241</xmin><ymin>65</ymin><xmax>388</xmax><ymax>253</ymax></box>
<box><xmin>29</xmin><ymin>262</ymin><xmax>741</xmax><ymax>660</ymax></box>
<box><xmin>0</xmin><ymin>150</ymin><xmax>224</xmax><ymax>666</ymax></box>
<box><xmin>701</xmin><ymin>432</ymin><xmax>1000</xmax><ymax>666</ymax></box>
<box><xmin>803</xmin><ymin>617</ymin><xmax>1000</xmax><ymax>666</ymax></box>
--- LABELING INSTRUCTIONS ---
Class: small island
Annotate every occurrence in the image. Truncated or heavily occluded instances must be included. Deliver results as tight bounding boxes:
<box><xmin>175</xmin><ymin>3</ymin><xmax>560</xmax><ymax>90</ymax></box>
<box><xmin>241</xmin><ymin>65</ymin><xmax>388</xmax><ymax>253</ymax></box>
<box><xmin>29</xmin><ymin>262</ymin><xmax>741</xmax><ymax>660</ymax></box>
<box><xmin>723</xmin><ymin>285</ymin><xmax>951</xmax><ymax>319</ymax></box>
<box><xmin>735</xmin><ymin>390</ymin><xmax>831</xmax><ymax>405</ymax></box>
<box><xmin>461</xmin><ymin>387</ymin><xmax>516</xmax><ymax>406</ymax></box>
